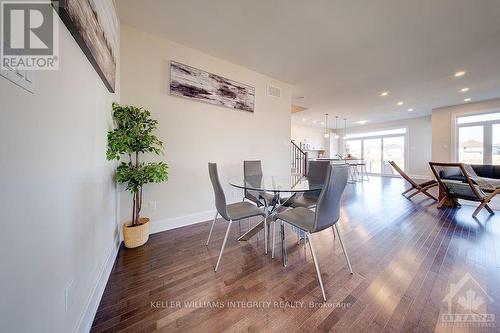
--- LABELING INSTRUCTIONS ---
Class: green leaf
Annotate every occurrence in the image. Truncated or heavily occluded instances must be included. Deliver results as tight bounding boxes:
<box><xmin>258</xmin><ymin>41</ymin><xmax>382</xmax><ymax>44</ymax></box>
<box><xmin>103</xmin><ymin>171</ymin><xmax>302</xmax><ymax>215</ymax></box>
<box><xmin>107</xmin><ymin>103</ymin><xmax>169</xmax><ymax>193</ymax></box>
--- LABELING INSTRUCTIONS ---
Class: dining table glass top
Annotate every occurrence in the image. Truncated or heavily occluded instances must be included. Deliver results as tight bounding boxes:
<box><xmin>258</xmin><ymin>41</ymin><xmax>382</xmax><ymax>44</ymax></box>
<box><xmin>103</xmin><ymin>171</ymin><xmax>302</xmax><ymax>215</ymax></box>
<box><xmin>228</xmin><ymin>174</ymin><xmax>324</xmax><ymax>193</ymax></box>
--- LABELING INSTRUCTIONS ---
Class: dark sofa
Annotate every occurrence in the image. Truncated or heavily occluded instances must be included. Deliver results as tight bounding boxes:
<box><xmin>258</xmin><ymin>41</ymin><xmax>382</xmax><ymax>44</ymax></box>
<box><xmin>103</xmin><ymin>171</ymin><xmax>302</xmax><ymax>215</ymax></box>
<box><xmin>439</xmin><ymin>164</ymin><xmax>500</xmax><ymax>181</ymax></box>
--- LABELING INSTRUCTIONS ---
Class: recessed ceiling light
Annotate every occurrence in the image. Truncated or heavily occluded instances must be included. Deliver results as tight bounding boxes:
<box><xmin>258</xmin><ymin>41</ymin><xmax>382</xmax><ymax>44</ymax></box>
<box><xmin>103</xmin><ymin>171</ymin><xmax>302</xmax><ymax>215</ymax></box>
<box><xmin>380</xmin><ymin>91</ymin><xmax>389</xmax><ymax>97</ymax></box>
<box><xmin>464</xmin><ymin>98</ymin><xmax>471</xmax><ymax>102</ymax></box>
<box><xmin>460</xmin><ymin>87</ymin><xmax>470</xmax><ymax>92</ymax></box>
<box><xmin>356</xmin><ymin>120</ymin><xmax>367</xmax><ymax>125</ymax></box>
<box><xmin>321</xmin><ymin>122</ymin><xmax>325</xmax><ymax>125</ymax></box>
<box><xmin>407</xmin><ymin>108</ymin><xmax>414</xmax><ymax>112</ymax></box>
<box><xmin>312</xmin><ymin>120</ymin><xmax>317</xmax><ymax>124</ymax></box>
<box><xmin>397</xmin><ymin>101</ymin><xmax>404</xmax><ymax>106</ymax></box>
<box><xmin>302</xmin><ymin>118</ymin><xmax>307</xmax><ymax>121</ymax></box>
<box><xmin>454</xmin><ymin>71</ymin><xmax>466</xmax><ymax>77</ymax></box>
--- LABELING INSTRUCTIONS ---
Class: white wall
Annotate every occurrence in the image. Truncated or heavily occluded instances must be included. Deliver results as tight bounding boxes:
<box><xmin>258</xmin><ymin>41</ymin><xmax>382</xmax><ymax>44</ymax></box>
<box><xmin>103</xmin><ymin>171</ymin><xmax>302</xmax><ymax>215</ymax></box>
<box><xmin>291</xmin><ymin>123</ymin><xmax>330</xmax><ymax>158</ymax></box>
<box><xmin>119</xmin><ymin>25</ymin><xmax>292</xmax><ymax>232</ymax></box>
<box><xmin>338</xmin><ymin>116</ymin><xmax>432</xmax><ymax>177</ymax></box>
<box><xmin>432</xmin><ymin>98</ymin><xmax>500</xmax><ymax>162</ymax></box>
<box><xmin>0</xmin><ymin>16</ymin><xmax>119</xmax><ymax>333</ymax></box>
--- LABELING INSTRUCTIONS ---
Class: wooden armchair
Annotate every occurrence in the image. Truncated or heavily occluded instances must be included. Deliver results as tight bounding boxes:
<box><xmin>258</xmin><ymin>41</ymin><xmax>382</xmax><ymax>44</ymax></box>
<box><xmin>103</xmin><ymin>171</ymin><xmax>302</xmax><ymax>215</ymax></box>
<box><xmin>389</xmin><ymin>161</ymin><xmax>438</xmax><ymax>200</ymax></box>
<box><xmin>429</xmin><ymin>162</ymin><xmax>500</xmax><ymax>217</ymax></box>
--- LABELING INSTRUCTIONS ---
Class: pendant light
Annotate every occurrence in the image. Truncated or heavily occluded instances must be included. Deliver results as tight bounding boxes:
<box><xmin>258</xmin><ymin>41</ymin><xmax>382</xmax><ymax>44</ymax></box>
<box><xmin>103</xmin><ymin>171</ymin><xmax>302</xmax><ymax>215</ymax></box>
<box><xmin>323</xmin><ymin>113</ymin><xmax>330</xmax><ymax>138</ymax></box>
<box><xmin>334</xmin><ymin>116</ymin><xmax>340</xmax><ymax>139</ymax></box>
<box><xmin>343</xmin><ymin>118</ymin><xmax>347</xmax><ymax>155</ymax></box>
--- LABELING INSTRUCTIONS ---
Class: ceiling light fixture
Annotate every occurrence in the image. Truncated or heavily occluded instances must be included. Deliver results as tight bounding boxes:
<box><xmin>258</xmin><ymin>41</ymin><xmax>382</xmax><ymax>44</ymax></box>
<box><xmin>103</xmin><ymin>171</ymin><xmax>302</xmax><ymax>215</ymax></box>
<box><xmin>312</xmin><ymin>120</ymin><xmax>317</xmax><ymax>124</ymax></box>
<box><xmin>357</xmin><ymin>120</ymin><xmax>367</xmax><ymax>125</ymax></box>
<box><xmin>454</xmin><ymin>71</ymin><xmax>466</xmax><ymax>77</ymax></box>
<box><xmin>302</xmin><ymin>118</ymin><xmax>307</xmax><ymax>121</ymax></box>
<box><xmin>460</xmin><ymin>87</ymin><xmax>470</xmax><ymax>92</ymax></box>
<box><xmin>324</xmin><ymin>114</ymin><xmax>330</xmax><ymax>138</ymax></box>
<box><xmin>464</xmin><ymin>98</ymin><xmax>471</xmax><ymax>102</ymax></box>
<box><xmin>397</xmin><ymin>101</ymin><xmax>404</xmax><ymax>106</ymax></box>
<box><xmin>380</xmin><ymin>91</ymin><xmax>389</xmax><ymax>97</ymax></box>
<box><xmin>408</xmin><ymin>108</ymin><xmax>414</xmax><ymax>112</ymax></box>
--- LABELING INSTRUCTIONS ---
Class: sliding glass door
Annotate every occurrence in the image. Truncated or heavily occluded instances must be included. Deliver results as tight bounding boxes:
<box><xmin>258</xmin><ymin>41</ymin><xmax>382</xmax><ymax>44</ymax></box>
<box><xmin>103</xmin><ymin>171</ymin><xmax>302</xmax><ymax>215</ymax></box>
<box><xmin>364</xmin><ymin>138</ymin><xmax>382</xmax><ymax>173</ymax></box>
<box><xmin>345</xmin><ymin>128</ymin><xmax>406</xmax><ymax>175</ymax></box>
<box><xmin>383</xmin><ymin>137</ymin><xmax>405</xmax><ymax>172</ymax></box>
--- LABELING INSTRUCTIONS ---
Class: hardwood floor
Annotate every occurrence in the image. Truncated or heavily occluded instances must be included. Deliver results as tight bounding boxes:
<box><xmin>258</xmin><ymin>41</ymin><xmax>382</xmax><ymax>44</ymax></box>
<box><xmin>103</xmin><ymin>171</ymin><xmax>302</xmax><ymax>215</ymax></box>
<box><xmin>91</xmin><ymin>177</ymin><xmax>500</xmax><ymax>332</ymax></box>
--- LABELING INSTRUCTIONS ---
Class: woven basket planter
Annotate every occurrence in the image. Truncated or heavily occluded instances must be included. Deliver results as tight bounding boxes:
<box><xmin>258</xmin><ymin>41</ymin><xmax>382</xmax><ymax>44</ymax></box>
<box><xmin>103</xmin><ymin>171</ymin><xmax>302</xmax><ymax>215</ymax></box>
<box><xmin>123</xmin><ymin>218</ymin><xmax>150</xmax><ymax>248</ymax></box>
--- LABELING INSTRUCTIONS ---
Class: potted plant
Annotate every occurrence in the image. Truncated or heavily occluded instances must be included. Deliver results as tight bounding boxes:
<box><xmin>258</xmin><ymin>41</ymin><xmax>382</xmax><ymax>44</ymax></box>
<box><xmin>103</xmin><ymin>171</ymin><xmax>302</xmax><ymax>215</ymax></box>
<box><xmin>107</xmin><ymin>103</ymin><xmax>168</xmax><ymax>248</ymax></box>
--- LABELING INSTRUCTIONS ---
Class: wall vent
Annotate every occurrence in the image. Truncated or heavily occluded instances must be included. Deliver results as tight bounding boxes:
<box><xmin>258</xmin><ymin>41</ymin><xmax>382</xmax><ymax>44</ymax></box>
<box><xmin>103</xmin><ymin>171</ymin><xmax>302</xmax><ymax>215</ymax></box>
<box><xmin>267</xmin><ymin>84</ymin><xmax>281</xmax><ymax>98</ymax></box>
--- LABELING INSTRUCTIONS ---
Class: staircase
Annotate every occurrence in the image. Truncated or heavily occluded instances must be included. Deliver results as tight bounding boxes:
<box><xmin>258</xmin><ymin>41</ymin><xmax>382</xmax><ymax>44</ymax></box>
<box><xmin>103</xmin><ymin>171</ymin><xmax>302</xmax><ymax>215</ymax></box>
<box><xmin>291</xmin><ymin>140</ymin><xmax>307</xmax><ymax>176</ymax></box>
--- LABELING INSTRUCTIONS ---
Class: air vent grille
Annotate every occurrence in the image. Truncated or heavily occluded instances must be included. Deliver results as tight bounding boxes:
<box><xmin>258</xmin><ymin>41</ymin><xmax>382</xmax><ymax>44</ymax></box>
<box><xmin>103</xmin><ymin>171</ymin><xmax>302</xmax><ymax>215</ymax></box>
<box><xmin>267</xmin><ymin>84</ymin><xmax>281</xmax><ymax>98</ymax></box>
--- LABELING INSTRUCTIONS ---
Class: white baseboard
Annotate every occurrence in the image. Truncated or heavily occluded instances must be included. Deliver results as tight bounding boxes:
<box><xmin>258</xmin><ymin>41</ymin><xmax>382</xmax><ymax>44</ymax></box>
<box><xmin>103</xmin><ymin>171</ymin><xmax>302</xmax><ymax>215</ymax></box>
<box><xmin>149</xmin><ymin>209</ymin><xmax>216</xmax><ymax>234</ymax></box>
<box><xmin>76</xmin><ymin>237</ymin><xmax>121</xmax><ymax>333</ymax></box>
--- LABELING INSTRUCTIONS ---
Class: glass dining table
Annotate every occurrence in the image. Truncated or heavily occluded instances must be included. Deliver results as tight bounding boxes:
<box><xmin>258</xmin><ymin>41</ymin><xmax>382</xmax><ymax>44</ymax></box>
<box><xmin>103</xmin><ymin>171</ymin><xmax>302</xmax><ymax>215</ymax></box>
<box><xmin>229</xmin><ymin>174</ymin><xmax>324</xmax><ymax>265</ymax></box>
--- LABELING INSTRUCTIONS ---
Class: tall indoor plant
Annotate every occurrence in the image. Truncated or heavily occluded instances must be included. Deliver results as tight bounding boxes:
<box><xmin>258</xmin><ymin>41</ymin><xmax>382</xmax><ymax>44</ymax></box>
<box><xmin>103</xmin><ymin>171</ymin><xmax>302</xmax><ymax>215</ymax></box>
<box><xmin>107</xmin><ymin>103</ymin><xmax>168</xmax><ymax>248</ymax></box>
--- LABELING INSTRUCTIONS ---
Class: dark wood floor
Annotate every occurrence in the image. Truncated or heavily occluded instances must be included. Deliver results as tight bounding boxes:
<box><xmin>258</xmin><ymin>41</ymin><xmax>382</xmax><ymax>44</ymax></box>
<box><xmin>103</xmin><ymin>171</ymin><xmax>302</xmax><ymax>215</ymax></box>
<box><xmin>91</xmin><ymin>177</ymin><xmax>500</xmax><ymax>332</ymax></box>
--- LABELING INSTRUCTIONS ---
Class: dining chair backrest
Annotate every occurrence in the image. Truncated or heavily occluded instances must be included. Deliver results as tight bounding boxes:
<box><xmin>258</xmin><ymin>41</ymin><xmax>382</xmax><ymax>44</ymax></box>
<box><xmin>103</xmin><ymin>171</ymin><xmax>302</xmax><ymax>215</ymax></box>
<box><xmin>244</xmin><ymin>160</ymin><xmax>264</xmax><ymax>204</ymax></box>
<box><xmin>244</xmin><ymin>160</ymin><xmax>263</xmax><ymax>176</ymax></box>
<box><xmin>313</xmin><ymin>164</ymin><xmax>349</xmax><ymax>232</ymax></box>
<box><xmin>208</xmin><ymin>163</ymin><xmax>230</xmax><ymax>220</ymax></box>
<box><xmin>304</xmin><ymin>160</ymin><xmax>330</xmax><ymax>199</ymax></box>
<box><xmin>307</xmin><ymin>160</ymin><xmax>330</xmax><ymax>181</ymax></box>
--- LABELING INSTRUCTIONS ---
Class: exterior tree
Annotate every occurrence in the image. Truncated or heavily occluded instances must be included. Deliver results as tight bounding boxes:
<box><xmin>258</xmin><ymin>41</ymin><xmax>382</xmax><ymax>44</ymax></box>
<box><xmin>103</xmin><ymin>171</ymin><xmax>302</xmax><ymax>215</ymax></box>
<box><xmin>107</xmin><ymin>103</ymin><xmax>168</xmax><ymax>226</ymax></box>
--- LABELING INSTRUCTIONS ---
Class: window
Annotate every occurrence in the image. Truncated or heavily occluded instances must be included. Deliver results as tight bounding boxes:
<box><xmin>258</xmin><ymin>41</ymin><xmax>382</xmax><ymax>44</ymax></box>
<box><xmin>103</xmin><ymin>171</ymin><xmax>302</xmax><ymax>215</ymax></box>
<box><xmin>493</xmin><ymin>124</ymin><xmax>500</xmax><ymax>165</ymax></box>
<box><xmin>383</xmin><ymin>136</ymin><xmax>405</xmax><ymax>172</ymax></box>
<box><xmin>458</xmin><ymin>126</ymin><xmax>483</xmax><ymax>164</ymax></box>
<box><xmin>456</xmin><ymin>111</ymin><xmax>500</xmax><ymax>165</ymax></box>
<box><xmin>345</xmin><ymin>128</ymin><xmax>406</xmax><ymax>139</ymax></box>
<box><xmin>345</xmin><ymin>128</ymin><xmax>406</xmax><ymax>174</ymax></box>
<box><xmin>345</xmin><ymin>140</ymin><xmax>361</xmax><ymax>159</ymax></box>
<box><xmin>364</xmin><ymin>138</ymin><xmax>382</xmax><ymax>173</ymax></box>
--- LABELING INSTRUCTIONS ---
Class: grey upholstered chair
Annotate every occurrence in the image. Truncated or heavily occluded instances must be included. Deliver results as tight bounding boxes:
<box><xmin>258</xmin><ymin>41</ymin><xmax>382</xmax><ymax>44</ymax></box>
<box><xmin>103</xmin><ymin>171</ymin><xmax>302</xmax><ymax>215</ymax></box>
<box><xmin>206</xmin><ymin>163</ymin><xmax>267</xmax><ymax>271</ymax></box>
<box><xmin>283</xmin><ymin>160</ymin><xmax>330</xmax><ymax>209</ymax></box>
<box><xmin>243</xmin><ymin>160</ymin><xmax>276</xmax><ymax>207</ymax></box>
<box><xmin>275</xmin><ymin>164</ymin><xmax>352</xmax><ymax>301</ymax></box>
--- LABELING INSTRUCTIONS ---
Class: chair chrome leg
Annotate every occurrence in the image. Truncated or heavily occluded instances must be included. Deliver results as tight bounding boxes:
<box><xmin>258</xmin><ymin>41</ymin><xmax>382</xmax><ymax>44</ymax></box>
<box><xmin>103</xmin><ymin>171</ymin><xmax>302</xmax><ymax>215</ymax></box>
<box><xmin>281</xmin><ymin>221</ymin><xmax>288</xmax><ymax>267</ymax></box>
<box><xmin>306</xmin><ymin>233</ymin><xmax>326</xmax><ymax>301</ymax></box>
<box><xmin>206</xmin><ymin>212</ymin><xmax>218</xmax><ymax>246</ymax></box>
<box><xmin>272</xmin><ymin>219</ymin><xmax>276</xmax><ymax>258</ymax></box>
<box><xmin>214</xmin><ymin>220</ymin><xmax>232</xmax><ymax>272</ymax></box>
<box><xmin>264</xmin><ymin>216</ymin><xmax>268</xmax><ymax>254</ymax></box>
<box><xmin>334</xmin><ymin>224</ymin><xmax>353</xmax><ymax>274</ymax></box>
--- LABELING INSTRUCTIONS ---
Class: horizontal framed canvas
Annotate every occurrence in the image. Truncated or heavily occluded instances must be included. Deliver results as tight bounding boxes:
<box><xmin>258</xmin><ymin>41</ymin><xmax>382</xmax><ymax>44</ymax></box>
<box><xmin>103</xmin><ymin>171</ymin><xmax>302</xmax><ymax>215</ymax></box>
<box><xmin>170</xmin><ymin>61</ymin><xmax>255</xmax><ymax>112</ymax></box>
<box><xmin>53</xmin><ymin>0</ymin><xmax>118</xmax><ymax>93</ymax></box>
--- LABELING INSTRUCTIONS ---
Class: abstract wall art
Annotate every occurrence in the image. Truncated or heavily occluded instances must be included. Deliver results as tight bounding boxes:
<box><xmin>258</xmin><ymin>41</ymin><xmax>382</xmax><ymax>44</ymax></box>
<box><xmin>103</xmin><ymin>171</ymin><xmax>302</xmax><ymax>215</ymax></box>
<box><xmin>170</xmin><ymin>61</ymin><xmax>255</xmax><ymax>112</ymax></box>
<box><xmin>54</xmin><ymin>0</ymin><xmax>118</xmax><ymax>93</ymax></box>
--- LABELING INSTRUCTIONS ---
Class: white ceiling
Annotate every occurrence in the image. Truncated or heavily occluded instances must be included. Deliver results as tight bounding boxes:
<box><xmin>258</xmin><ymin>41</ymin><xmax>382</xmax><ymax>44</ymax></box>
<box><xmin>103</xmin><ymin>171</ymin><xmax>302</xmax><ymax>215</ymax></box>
<box><xmin>118</xmin><ymin>0</ymin><xmax>500</xmax><ymax>128</ymax></box>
